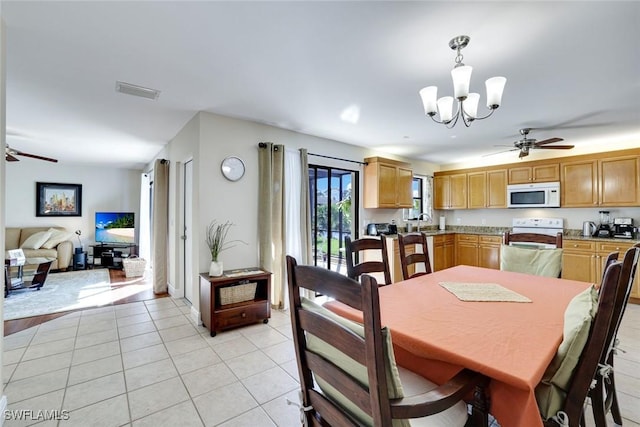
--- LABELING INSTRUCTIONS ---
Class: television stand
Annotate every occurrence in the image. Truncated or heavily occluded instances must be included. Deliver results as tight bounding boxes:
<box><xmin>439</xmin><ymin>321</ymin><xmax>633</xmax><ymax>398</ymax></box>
<box><xmin>90</xmin><ymin>243</ymin><xmax>138</xmax><ymax>269</ymax></box>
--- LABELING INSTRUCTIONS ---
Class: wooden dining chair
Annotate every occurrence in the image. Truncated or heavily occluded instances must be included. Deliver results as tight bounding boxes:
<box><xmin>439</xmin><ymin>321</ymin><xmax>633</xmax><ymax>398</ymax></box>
<box><xmin>538</xmin><ymin>257</ymin><xmax>630</xmax><ymax>427</ymax></box>
<box><xmin>503</xmin><ymin>231</ymin><xmax>563</xmax><ymax>248</ymax></box>
<box><xmin>398</xmin><ymin>232</ymin><xmax>432</xmax><ymax>280</ymax></box>
<box><xmin>345</xmin><ymin>235</ymin><xmax>392</xmax><ymax>285</ymax></box>
<box><xmin>590</xmin><ymin>245</ymin><xmax>639</xmax><ymax>426</ymax></box>
<box><xmin>285</xmin><ymin>255</ymin><xmax>489</xmax><ymax>427</ymax></box>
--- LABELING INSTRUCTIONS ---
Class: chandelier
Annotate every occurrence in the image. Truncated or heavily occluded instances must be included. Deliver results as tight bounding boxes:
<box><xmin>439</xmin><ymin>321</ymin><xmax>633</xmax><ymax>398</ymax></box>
<box><xmin>419</xmin><ymin>35</ymin><xmax>506</xmax><ymax>128</ymax></box>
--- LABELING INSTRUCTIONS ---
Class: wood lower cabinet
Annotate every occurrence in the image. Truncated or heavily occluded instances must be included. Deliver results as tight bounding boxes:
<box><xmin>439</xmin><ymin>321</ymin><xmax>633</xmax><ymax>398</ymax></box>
<box><xmin>561</xmin><ymin>240</ymin><xmax>597</xmax><ymax>283</ymax></box>
<box><xmin>433</xmin><ymin>234</ymin><xmax>455</xmax><ymax>271</ymax></box>
<box><xmin>478</xmin><ymin>235</ymin><xmax>502</xmax><ymax>269</ymax></box>
<box><xmin>455</xmin><ymin>234</ymin><xmax>502</xmax><ymax>269</ymax></box>
<box><xmin>455</xmin><ymin>234</ymin><xmax>479</xmax><ymax>266</ymax></box>
<box><xmin>562</xmin><ymin>240</ymin><xmax>640</xmax><ymax>300</ymax></box>
<box><xmin>200</xmin><ymin>269</ymin><xmax>271</xmax><ymax>337</ymax></box>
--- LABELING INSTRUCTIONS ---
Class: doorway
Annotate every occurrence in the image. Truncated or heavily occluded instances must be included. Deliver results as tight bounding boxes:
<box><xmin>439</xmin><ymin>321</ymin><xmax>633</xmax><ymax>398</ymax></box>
<box><xmin>181</xmin><ymin>160</ymin><xmax>194</xmax><ymax>302</ymax></box>
<box><xmin>308</xmin><ymin>165</ymin><xmax>359</xmax><ymax>275</ymax></box>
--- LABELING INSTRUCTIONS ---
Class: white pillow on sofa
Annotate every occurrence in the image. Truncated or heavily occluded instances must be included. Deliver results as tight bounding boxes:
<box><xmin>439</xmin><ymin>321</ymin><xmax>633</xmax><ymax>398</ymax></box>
<box><xmin>41</xmin><ymin>228</ymin><xmax>74</xmax><ymax>249</ymax></box>
<box><xmin>20</xmin><ymin>230</ymin><xmax>53</xmax><ymax>250</ymax></box>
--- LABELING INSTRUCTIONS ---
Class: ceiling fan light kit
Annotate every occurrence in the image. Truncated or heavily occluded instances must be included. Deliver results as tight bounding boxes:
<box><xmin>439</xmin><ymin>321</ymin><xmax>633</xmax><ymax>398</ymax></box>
<box><xmin>419</xmin><ymin>35</ymin><xmax>506</xmax><ymax>128</ymax></box>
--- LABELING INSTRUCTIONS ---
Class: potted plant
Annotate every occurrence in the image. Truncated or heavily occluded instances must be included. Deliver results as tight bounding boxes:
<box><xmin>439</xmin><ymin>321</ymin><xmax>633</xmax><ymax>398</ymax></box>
<box><xmin>205</xmin><ymin>220</ymin><xmax>244</xmax><ymax>276</ymax></box>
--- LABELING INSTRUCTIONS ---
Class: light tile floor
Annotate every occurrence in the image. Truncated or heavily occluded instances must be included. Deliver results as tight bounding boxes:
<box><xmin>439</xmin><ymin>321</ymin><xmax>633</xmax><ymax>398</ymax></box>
<box><xmin>2</xmin><ymin>298</ymin><xmax>639</xmax><ymax>426</ymax></box>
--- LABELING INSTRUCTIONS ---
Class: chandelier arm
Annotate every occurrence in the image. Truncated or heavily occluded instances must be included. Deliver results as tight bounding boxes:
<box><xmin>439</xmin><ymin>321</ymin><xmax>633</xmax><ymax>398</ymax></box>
<box><xmin>469</xmin><ymin>106</ymin><xmax>498</xmax><ymax>121</ymax></box>
<box><xmin>428</xmin><ymin>114</ymin><xmax>445</xmax><ymax>125</ymax></box>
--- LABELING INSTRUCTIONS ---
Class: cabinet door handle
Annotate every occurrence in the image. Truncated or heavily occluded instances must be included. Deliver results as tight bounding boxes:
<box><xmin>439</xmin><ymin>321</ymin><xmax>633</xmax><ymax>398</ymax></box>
<box><xmin>241</xmin><ymin>312</ymin><xmax>247</xmax><ymax>318</ymax></box>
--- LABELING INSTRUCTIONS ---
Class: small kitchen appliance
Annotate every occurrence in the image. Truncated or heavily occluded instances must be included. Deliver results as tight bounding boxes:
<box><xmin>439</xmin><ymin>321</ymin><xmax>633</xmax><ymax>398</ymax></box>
<box><xmin>582</xmin><ymin>221</ymin><xmax>597</xmax><ymax>237</ymax></box>
<box><xmin>366</xmin><ymin>223</ymin><xmax>398</xmax><ymax>236</ymax></box>
<box><xmin>507</xmin><ymin>182</ymin><xmax>560</xmax><ymax>208</ymax></box>
<box><xmin>613</xmin><ymin>217</ymin><xmax>634</xmax><ymax>239</ymax></box>
<box><xmin>593</xmin><ymin>211</ymin><xmax>613</xmax><ymax>238</ymax></box>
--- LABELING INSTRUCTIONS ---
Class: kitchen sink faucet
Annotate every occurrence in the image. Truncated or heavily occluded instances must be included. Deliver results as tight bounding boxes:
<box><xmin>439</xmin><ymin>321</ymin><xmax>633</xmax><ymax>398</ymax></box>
<box><xmin>417</xmin><ymin>213</ymin><xmax>432</xmax><ymax>232</ymax></box>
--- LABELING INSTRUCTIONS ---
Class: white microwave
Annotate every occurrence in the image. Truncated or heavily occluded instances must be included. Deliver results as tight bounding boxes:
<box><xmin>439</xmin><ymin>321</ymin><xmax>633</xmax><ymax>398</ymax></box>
<box><xmin>507</xmin><ymin>182</ymin><xmax>560</xmax><ymax>208</ymax></box>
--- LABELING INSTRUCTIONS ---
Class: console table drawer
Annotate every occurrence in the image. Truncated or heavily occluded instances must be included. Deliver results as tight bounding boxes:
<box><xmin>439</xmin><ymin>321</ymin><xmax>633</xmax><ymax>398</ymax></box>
<box><xmin>215</xmin><ymin>304</ymin><xmax>269</xmax><ymax>329</ymax></box>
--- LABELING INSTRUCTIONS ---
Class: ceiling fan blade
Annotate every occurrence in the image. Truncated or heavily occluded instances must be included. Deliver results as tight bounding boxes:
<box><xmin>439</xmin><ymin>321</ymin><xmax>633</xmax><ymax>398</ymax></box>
<box><xmin>534</xmin><ymin>137</ymin><xmax>564</xmax><ymax>146</ymax></box>
<box><xmin>536</xmin><ymin>145</ymin><xmax>575</xmax><ymax>150</ymax></box>
<box><xmin>15</xmin><ymin>151</ymin><xmax>58</xmax><ymax>163</ymax></box>
<box><xmin>5</xmin><ymin>153</ymin><xmax>19</xmax><ymax>162</ymax></box>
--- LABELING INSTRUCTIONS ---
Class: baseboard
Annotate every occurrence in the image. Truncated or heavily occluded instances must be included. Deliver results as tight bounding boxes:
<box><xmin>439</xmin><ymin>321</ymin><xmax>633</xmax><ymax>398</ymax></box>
<box><xmin>168</xmin><ymin>281</ymin><xmax>177</xmax><ymax>296</ymax></box>
<box><xmin>190</xmin><ymin>305</ymin><xmax>202</xmax><ymax>326</ymax></box>
<box><xmin>0</xmin><ymin>395</ymin><xmax>7</xmax><ymax>427</ymax></box>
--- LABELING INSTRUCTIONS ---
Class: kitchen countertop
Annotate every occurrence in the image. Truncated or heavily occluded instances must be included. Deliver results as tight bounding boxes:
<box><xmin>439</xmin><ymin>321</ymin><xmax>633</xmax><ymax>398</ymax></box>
<box><xmin>382</xmin><ymin>226</ymin><xmax>640</xmax><ymax>244</ymax></box>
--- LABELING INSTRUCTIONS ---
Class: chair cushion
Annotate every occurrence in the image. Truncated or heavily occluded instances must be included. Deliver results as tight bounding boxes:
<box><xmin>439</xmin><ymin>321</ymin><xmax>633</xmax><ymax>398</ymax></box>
<box><xmin>306</xmin><ymin>298</ymin><xmax>467</xmax><ymax>427</ymax></box>
<box><xmin>535</xmin><ymin>285</ymin><xmax>598</xmax><ymax>420</ymax></box>
<box><xmin>19</xmin><ymin>230</ymin><xmax>53</xmax><ymax>250</ymax></box>
<box><xmin>41</xmin><ymin>228</ymin><xmax>74</xmax><ymax>249</ymax></box>
<box><xmin>500</xmin><ymin>245</ymin><xmax>563</xmax><ymax>277</ymax></box>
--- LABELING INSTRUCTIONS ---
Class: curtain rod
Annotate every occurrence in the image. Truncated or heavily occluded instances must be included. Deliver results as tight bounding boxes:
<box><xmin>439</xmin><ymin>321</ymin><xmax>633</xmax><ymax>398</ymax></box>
<box><xmin>308</xmin><ymin>152</ymin><xmax>367</xmax><ymax>166</ymax></box>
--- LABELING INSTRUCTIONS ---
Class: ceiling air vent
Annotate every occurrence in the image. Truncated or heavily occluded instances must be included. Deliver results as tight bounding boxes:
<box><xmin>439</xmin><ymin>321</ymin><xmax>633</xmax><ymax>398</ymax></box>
<box><xmin>115</xmin><ymin>81</ymin><xmax>161</xmax><ymax>100</ymax></box>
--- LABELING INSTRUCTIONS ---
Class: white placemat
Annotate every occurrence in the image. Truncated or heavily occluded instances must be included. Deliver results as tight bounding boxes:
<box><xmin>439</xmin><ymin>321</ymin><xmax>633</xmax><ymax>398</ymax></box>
<box><xmin>439</xmin><ymin>281</ymin><xmax>532</xmax><ymax>303</ymax></box>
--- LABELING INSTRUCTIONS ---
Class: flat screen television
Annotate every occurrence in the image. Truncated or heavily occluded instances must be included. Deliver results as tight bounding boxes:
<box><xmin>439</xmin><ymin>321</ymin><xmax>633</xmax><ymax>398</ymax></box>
<box><xmin>95</xmin><ymin>212</ymin><xmax>135</xmax><ymax>245</ymax></box>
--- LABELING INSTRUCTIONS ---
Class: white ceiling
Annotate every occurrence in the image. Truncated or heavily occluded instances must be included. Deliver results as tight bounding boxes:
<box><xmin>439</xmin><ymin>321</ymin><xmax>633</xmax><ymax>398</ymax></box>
<box><xmin>3</xmin><ymin>1</ymin><xmax>640</xmax><ymax>169</ymax></box>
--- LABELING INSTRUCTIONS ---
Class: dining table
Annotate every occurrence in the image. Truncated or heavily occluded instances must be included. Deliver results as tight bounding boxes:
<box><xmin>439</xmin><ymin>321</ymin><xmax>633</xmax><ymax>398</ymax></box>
<box><xmin>323</xmin><ymin>265</ymin><xmax>593</xmax><ymax>427</ymax></box>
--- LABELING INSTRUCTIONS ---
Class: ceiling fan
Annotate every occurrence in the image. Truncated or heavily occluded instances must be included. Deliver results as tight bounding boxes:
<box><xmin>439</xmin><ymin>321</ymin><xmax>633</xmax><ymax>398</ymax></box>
<box><xmin>5</xmin><ymin>145</ymin><xmax>58</xmax><ymax>163</ymax></box>
<box><xmin>492</xmin><ymin>128</ymin><xmax>575</xmax><ymax>159</ymax></box>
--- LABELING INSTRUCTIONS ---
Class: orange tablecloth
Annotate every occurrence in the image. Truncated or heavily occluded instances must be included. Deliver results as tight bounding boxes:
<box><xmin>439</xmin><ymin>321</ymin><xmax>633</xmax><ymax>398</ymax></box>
<box><xmin>324</xmin><ymin>265</ymin><xmax>592</xmax><ymax>427</ymax></box>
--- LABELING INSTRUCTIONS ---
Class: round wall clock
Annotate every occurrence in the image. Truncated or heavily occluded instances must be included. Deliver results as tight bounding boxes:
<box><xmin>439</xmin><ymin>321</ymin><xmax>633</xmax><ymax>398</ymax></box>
<box><xmin>221</xmin><ymin>156</ymin><xmax>245</xmax><ymax>182</ymax></box>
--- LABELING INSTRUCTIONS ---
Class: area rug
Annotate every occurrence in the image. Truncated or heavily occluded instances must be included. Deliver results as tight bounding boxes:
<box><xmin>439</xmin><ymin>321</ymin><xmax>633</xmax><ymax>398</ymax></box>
<box><xmin>4</xmin><ymin>269</ymin><xmax>112</xmax><ymax>320</ymax></box>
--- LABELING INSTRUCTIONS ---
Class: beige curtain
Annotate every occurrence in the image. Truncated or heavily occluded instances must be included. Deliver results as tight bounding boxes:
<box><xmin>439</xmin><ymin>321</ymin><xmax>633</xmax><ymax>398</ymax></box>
<box><xmin>152</xmin><ymin>159</ymin><xmax>169</xmax><ymax>294</ymax></box>
<box><xmin>299</xmin><ymin>149</ymin><xmax>312</xmax><ymax>265</ymax></box>
<box><xmin>258</xmin><ymin>143</ymin><xmax>286</xmax><ymax>308</ymax></box>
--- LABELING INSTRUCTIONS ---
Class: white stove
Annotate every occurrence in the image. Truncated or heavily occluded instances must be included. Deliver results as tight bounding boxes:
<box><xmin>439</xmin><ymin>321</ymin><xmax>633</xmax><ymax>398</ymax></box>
<box><xmin>511</xmin><ymin>217</ymin><xmax>563</xmax><ymax>235</ymax></box>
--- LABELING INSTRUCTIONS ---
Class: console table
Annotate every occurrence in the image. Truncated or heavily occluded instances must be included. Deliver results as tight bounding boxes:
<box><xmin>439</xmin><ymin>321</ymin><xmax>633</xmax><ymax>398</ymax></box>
<box><xmin>199</xmin><ymin>268</ymin><xmax>271</xmax><ymax>337</ymax></box>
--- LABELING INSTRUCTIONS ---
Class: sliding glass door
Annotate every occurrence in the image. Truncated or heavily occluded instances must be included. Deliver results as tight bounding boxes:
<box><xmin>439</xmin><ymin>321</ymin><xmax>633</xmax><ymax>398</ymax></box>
<box><xmin>309</xmin><ymin>165</ymin><xmax>359</xmax><ymax>275</ymax></box>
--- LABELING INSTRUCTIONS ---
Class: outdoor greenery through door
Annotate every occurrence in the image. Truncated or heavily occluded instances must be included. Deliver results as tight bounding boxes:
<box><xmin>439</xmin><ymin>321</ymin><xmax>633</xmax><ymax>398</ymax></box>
<box><xmin>309</xmin><ymin>165</ymin><xmax>359</xmax><ymax>276</ymax></box>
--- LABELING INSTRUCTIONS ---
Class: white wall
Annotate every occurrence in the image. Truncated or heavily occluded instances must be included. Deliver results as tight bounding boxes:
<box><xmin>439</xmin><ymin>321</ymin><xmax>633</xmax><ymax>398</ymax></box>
<box><xmin>5</xmin><ymin>160</ymin><xmax>142</xmax><ymax>246</ymax></box>
<box><xmin>162</xmin><ymin>111</ymin><xmax>438</xmax><ymax>308</ymax></box>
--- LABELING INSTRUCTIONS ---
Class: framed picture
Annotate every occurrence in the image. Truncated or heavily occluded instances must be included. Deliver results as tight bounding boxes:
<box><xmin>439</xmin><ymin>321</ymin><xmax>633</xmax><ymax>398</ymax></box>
<box><xmin>36</xmin><ymin>182</ymin><xmax>82</xmax><ymax>217</ymax></box>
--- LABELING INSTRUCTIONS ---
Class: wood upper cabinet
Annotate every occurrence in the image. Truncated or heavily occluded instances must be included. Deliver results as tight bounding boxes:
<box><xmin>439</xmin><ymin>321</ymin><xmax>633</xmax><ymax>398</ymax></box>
<box><xmin>363</xmin><ymin>157</ymin><xmax>413</xmax><ymax>208</ymax></box>
<box><xmin>561</xmin><ymin>160</ymin><xmax>598</xmax><ymax>207</ymax></box>
<box><xmin>434</xmin><ymin>174</ymin><xmax>467</xmax><ymax>209</ymax></box>
<box><xmin>561</xmin><ymin>154</ymin><xmax>640</xmax><ymax>207</ymax></box>
<box><xmin>599</xmin><ymin>155</ymin><xmax>640</xmax><ymax>206</ymax></box>
<box><xmin>433</xmin><ymin>234</ymin><xmax>455</xmax><ymax>271</ymax></box>
<box><xmin>508</xmin><ymin>164</ymin><xmax>559</xmax><ymax>184</ymax></box>
<box><xmin>467</xmin><ymin>169</ymin><xmax>507</xmax><ymax>209</ymax></box>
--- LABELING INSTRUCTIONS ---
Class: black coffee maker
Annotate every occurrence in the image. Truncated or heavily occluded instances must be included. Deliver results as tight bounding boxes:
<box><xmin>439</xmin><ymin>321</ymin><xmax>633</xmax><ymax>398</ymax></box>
<box><xmin>593</xmin><ymin>210</ymin><xmax>613</xmax><ymax>238</ymax></box>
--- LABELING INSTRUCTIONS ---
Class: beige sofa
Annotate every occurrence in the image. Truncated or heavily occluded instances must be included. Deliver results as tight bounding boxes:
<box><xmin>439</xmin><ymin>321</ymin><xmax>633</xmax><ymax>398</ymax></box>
<box><xmin>5</xmin><ymin>227</ymin><xmax>74</xmax><ymax>271</ymax></box>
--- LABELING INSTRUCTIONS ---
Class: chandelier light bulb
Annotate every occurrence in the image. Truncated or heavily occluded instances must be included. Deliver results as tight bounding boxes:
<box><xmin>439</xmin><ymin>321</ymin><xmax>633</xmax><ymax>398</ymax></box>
<box><xmin>451</xmin><ymin>65</ymin><xmax>472</xmax><ymax>100</ymax></box>
<box><xmin>419</xmin><ymin>35</ymin><xmax>506</xmax><ymax>128</ymax></box>
<box><xmin>485</xmin><ymin>76</ymin><xmax>507</xmax><ymax>108</ymax></box>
